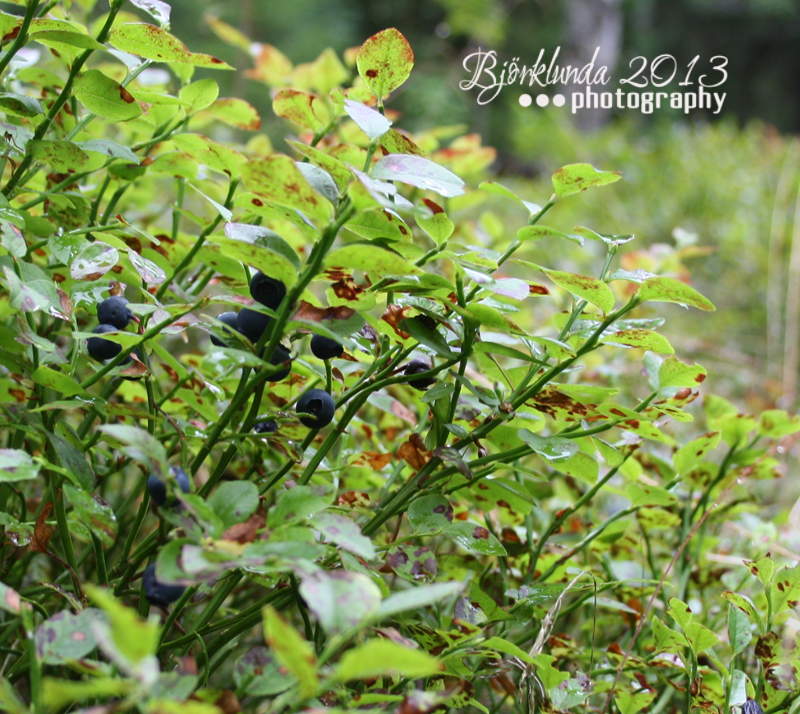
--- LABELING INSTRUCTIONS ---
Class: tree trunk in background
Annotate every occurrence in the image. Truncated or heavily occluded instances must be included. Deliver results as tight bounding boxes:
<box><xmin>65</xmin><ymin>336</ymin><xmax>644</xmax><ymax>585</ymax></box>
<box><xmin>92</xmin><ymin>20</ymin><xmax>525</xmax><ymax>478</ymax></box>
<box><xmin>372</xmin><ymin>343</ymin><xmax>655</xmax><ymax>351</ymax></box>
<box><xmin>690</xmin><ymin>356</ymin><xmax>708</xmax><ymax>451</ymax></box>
<box><xmin>563</xmin><ymin>0</ymin><xmax>623</xmax><ymax>130</ymax></box>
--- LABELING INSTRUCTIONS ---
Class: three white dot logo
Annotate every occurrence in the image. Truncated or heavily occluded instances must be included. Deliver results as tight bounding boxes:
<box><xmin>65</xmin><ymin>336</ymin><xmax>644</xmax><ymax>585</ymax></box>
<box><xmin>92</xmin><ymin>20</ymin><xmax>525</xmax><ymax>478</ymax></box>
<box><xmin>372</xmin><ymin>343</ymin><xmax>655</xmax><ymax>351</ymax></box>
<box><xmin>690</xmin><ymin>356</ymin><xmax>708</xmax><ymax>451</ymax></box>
<box><xmin>520</xmin><ymin>93</ymin><xmax>565</xmax><ymax>107</ymax></box>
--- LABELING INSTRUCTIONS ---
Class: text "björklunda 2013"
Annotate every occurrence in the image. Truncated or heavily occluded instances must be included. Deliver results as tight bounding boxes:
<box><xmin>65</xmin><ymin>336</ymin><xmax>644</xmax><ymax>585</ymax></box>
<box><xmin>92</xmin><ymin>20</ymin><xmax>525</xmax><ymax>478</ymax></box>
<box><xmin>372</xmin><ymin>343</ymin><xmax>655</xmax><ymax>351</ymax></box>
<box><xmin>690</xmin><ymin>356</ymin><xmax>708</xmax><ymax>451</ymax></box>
<box><xmin>459</xmin><ymin>47</ymin><xmax>728</xmax><ymax>115</ymax></box>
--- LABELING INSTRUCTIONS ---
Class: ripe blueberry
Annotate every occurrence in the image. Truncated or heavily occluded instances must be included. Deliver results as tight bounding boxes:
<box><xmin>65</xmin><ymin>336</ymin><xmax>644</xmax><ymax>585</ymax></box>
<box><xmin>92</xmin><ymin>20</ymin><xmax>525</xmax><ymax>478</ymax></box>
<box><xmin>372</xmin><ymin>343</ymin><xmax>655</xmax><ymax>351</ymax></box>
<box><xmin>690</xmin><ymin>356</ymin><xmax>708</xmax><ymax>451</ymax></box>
<box><xmin>210</xmin><ymin>311</ymin><xmax>241</xmax><ymax>347</ymax></box>
<box><xmin>295</xmin><ymin>389</ymin><xmax>335</xmax><ymax>428</ymax></box>
<box><xmin>97</xmin><ymin>296</ymin><xmax>133</xmax><ymax>329</ymax></box>
<box><xmin>254</xmin><ymin>420</ymin><xmax>278</xmax><ymax>434</ymax></box>
<box><xmin>403</xmin><ymin>358</ymin><xmax>436</xmax><ymax>391</ymax></box>
<box><xmin>310</xmin><ymin>334</ymin><xmax>344</xmax><ymax>361</ymax></box>
<box><xmin>147</xmin><ymin>466</ymin><xmax>191</xmax><ymax>506</ymax></box>
<box><xmin>266</xmin><ymin>344</ymin><xmax>292</xmax><ymax>382</ymax></box>
<box><xmin>143</xmin><ymin>562</ymin><xmax>186</xmax><ymax>608</ymax></box>
<box><xmin>250</xmin><ymin>272</ymin><xmax>287</xmax><ymax>311</ymax></box>
<box><xmin>237</xmin><ymin>307</ymin><xmax>271</xmax><ymax>343</ymax></box>
<box><xmin>87</xmin><ymin>324</ymin><xmax>122</xmax><ymax>362</ymax></box>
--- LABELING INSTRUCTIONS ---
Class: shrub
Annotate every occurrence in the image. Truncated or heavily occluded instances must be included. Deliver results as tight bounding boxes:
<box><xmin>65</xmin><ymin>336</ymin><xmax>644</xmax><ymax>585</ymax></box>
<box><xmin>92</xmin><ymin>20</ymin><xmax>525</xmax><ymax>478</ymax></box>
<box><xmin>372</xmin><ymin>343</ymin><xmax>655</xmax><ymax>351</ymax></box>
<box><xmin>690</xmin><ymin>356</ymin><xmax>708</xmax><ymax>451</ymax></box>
<box><xmin>0</xmin><ymin>6</ymin><xmax>798</xmax><ymax>714</ymax></box>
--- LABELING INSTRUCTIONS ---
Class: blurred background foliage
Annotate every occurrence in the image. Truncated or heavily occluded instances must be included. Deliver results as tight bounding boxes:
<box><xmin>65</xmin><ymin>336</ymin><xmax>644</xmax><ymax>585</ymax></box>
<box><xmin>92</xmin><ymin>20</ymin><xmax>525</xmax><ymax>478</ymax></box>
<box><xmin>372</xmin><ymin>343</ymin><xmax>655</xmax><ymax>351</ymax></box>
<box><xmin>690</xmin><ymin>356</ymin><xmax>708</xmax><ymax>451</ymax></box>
<box><xmin>155</xmin><ymin>0</ymin><xmax>800</xmax><ymax>415</ymax></box>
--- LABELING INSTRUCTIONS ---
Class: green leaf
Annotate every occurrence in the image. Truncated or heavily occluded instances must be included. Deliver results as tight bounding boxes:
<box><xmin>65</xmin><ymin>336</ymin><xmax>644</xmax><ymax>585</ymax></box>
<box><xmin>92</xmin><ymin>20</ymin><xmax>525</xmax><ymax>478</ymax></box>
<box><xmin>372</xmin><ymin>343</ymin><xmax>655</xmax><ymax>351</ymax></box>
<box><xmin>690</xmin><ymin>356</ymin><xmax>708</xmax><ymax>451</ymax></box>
<box><xmin>637</xmin><ymin>276</ymin><xmax>715</xmax><ymax>311</ymax></box>
<box><xmin>30</xmin><ymin>140</ymin><xmax>89</xmax><ymax>172</ymax></box>
<box><xmin>626</xmin><ymin>482</ymin><xmax>677</xmax><ymax>507</ymax></box>
<box><xmin>205</xmin><ymin>97</ymin><xmax>261</xmax><ymax>130</ymax></box>
<box><xmin>299</xmin><ymin>570</ymin><xmax>382</xmax><ymax>635</ymax></box>
<box><xmin>73</xmin><ymin>70</ymin><xmax>142</xmax><ymax>121</ymax></box>
<box><xmin>517</xmin><ymin>429</ymin><xmax>578</xmax><ymax>461</ymax></box>
<box><xmin>179</xmin><ymin>78</ymin><xmax>219</xmax><ymax>112</ymax></box>
<box><xmin>0</xmin><ymin>92</ymin><xmax>43</xmax><ymax>118</ymax></box>
<box><xmin>386</xmin><ymin>544</ymin><xmax>438</xmax><ymax>583</ymax></box>
<box><xmin>171</xmin><ymin>133</ymin><xmax>246</xmax><ymax>175</ymax></box>
<box><xmin>551</xmin><ymin>163</ymin><xmax>622</xmax><ymax>198</ymax></box>
<box><xmin>333</xmin><ymin>640</ymin><xmax>443</xmax><ymax>682</ymax></box>
<box><xmin>0</xmin><ymin>449</ymin><xmax>40</xmax><ymax>482</ymax></box>
<box><xmin>376</xmin><ymin>582</ymin><xmax>464</xmax><ymax>619</ymax></box>
<box><xmin>44</xmin><ymin>432</ymin><xmax>93</xmax><ymax>490</ymax></box>
<box><xmin>109</xmin><ymin>23</ymin><xmax>233</xmax><ymax>68</ymax></box>
<box><xmin>479</xmin><ymin>181</ymin><xmax>540</xmax><ymax>214</ymax></box>
<box><xmin>603</xmin><ymin>329</ymin><xmax>674</xmax><ymax>354</ymax></box>
<box><xmin>666</xmin><ymin>597</ymin><xmax>720</xmax><ymax>654</ymax></box>
<box><xmin>86</xmin><ymin>585</ymin><xmax>160</xmax><ymax>665</ymax></box>
<box><xmin>542</xmin><ymin>268</ymin><xmax>615</xmax><ymax>313</ymax></box>
<box><xmin>64</xmin><ymin>485</ymin><xmax>117</xmax><ymax>547</ymax></box>
<box><xmin>673</xmin><ymin>431</ymin><xmax>721</xmax><ymax>475</ymax></box>
<box><xmin>310</xmin><ymin>512</ymin><xmax>374</xmax><ymax>559</ymax></box>
<box><xmin>241</xmin><ymin>154</ymin><xmax>333</xmax><ymax>225</ymax></box>
<box><xmin>77</xmin><ymin>139</ymin><xmax>140</xmax><ymax>164</ymax></box>
<box><xmin>31</xmin><ymin>366</ymin><xmax>88</xmax><ymax>397</ymax></box>
<box><xmin>758</xmin><ymin>409</ymin><xmax>800</xmax><ymax>438</ymax></box>
<box><xmin>444</xmin><ymin>521</ymin><xmax>506</xmax><ymax>556</ymax></box>
<box><xmin>35</xmin><ymin>608</ymin><xmax>103</xmax><ymax>663</ymax></box>
<box><xmin>727</xmin><ymin>604</ymin><xmax>752</xmax><ymax>656</ymax></box>
<box><xmin>207</xmin><ymin>481</ymin><xmax>259</xmax><ymax>530</ymax></box>
<box><xmin>658</xmin><ymin>356</ymin><xmax>707</xmax><ymax>389</ymax></box>
<box><xmin>31</xmin><ymin>30</ymin><xmax>106</xmax><ymax>52</ymax></box>
<box><xmin>295</xmin><ymin>162</ymin><xmax>339</xmax><ymax>203</ymax></box>
<box><xmin>516</xmin><ymin>225</ymin><xmax>584</xmax><ymax>246</ymax></box>
<box><xmin>372</xmin><ymin>154</ymin><xmax>465</xmax><ymax>198</ymax></box>
<box><xmin>267</xmin><ymin>485</ymin><xmax>333</xmax><ymax>528</ymax></box>
<box><xmin>344</xmin><ymin>99</ymin><xmax>392</xmax><ymax>140</ymax></box>
<box><xmin>272</xmin><ymin>89</ymin><xmax>325</xmax><ymax>131</ymax></box>
<box><xmin>324</xmin><ymin>243</ymin><xmax>420</xmax><ymax>278</ymax></box>
<box><xmin>552</xmin><ymin>452</ymin><xmax>599</xmax><ymax>484</ymax></box>
<box><xmin>43</xmin><ymin>678</ymin><xmax>135</xmax><ymax>711</ymax></box>
<box><xmin>614</xmin><ymin>689</ymin><xmax>656</xmax><ymax>714</ymax></box>
<box><xmin>98</xmin><ymin>425</ymin><xmax>167</xmax><ymax>476</ymax></box>
<box><xmin>234</xmin><ymin>647</ymin><xmax>294</xmax><ymax>697</ymax></box>
<box><xmin>770</xmin><ymin>563</ymin><xmax>800</xmax><ymax>615</ymax></box>
<box><xmin>357</xmin><ymin>28</ymin><xmax>415</xmax><ymax>101</ymax></box>
<box><xmin>262</xmin><ymin>605</ymin><xmax>318</xmax><ymax>699</ymax></box>
<box><xmin>408</xmin><ymin>494</ymin><xmax>454</xmax><ymax>534</ymax></box>
<box><xmin>415</xmin><ymin>201</ymin><xmax>454</xmax><ymax>243</ymax></box>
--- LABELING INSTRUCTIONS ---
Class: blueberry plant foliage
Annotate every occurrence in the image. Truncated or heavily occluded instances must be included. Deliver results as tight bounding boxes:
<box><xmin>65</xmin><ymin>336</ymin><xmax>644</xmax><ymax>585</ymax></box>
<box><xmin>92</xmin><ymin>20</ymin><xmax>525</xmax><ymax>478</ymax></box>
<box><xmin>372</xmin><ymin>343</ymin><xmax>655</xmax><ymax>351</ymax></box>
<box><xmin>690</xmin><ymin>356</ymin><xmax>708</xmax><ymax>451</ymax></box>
<box><xmin>0</xmin><ymin>3</ymin><xmax>799</xmax><ymax>714</ymax></box>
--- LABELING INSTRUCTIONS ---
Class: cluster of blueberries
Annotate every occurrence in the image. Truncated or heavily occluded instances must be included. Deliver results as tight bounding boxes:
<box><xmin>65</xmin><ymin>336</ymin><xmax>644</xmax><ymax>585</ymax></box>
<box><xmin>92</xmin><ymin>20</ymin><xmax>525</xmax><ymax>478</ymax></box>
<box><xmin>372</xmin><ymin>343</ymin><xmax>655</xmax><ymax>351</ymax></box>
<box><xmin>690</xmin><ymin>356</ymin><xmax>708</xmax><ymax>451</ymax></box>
<box><xmin>89</xmin><ymin>271</ymin><xmax>440</xmax><ymax>609</ymax></box>
<box><xmin>86</xmin><ymin>296</ymin><xmax>138</xmax><ymax>363</ymax></box>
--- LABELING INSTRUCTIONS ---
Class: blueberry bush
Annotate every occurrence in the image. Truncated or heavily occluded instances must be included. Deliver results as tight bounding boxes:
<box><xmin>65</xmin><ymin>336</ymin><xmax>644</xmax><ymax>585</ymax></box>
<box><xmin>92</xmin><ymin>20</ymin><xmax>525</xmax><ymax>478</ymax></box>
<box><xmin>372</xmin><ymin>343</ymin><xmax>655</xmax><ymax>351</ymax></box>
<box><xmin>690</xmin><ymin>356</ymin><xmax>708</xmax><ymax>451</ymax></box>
<box><xmin>0</xmin><ymin>3</ymin><xmax>799</xmax><ymax>714</ymax></box>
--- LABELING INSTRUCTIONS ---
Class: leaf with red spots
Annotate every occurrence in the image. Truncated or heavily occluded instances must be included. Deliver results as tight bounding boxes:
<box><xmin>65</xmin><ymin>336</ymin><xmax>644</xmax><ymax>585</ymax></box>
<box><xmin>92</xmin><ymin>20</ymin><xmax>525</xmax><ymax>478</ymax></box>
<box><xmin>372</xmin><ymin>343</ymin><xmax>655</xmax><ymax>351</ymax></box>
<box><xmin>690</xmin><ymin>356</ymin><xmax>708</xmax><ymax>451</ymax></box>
<box><xmin>73</xmin><ymin>70</ymin><xmax>142</xmax><ymax>122</ymax></box>
<box><xmin>205</xmin><ymin>97</ymin><xmax>261</xmax><ymax>131</ymax></box>
<box><xmin>310</xmin><ymin>512</ymin><xmax>375</xmax><ymax>559</ymax></box>
<box><xmin>770</xmin><ymin>563</ymin><xmax>800</xmax><ymax>615</ymax></box>
<box><xmin>673</xmin><ymin>431</ymin><xmax>721</xmax><ymax>475</ymax></box>
<box><xmin>551</xmin><ymin>163</ymin><xmax>622</xmax><ymax>199</ymax></box>
<box><xmin>637</xmin><ymin>276</ymin><xmax>716</xmax><ymax>311</ymax></box>
<box><xmin>241</xmin><ymin>154</ymin><xmax>333</xmax><ymax>225</ymax></box>
<box><xmin>666</xmin><ymin>597</ymin><xmax>720</xmax><ymax>654</ymax></box>
<box><xmin>272</xmin><ymin>89</ymin><xmax>325</xmax><ymax>131</ymax></box>
<box><xmin>299</xmin><ymin>570</ymin><xmax>381</xmax><ymax>635</ymax></box>
<box><xmin>408</xmin><ymin>494</ymin><xmax>454</xmax><ymax>534</ymax></box>
<box><xmin>658</xmin><ymin>356</ymin><xmax>708</xmax><ymax>390</ymax></box>
<box><xmin>109</xmin><ymin>23</ymin><xmax>233</xmax><ymax>69</ymax></box>
<box><xmin>357</xmin><ymin>28</ymin><xmax>414</xmax><ymax>101</ymax></box>
<box><xmin>444</xmin><ymin>521</ymin><xmax>506</xmax><ymax>556</ymax></box>
<box><xmin>386</xmin><ymin>544</ymin><xmax>438</xmax><ymax>583</ymax></box>
<box><xmin>35</xmin><ymin>609</ymin><xmax>103</xmax><ymax>664</ymax></box>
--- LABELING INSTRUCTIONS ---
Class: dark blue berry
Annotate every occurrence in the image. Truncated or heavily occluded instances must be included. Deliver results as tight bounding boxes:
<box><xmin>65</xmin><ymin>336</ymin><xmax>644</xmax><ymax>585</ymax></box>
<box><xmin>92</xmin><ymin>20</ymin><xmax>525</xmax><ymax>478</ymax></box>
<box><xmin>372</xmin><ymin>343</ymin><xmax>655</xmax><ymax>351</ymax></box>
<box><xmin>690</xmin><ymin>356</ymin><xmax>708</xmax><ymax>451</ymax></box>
<box><xmin>310</xmin><ymin>334</ymin><xmax>344</xmax><ymax>361</ymax></box>
<box><xmin>404</xmin><ymin>358</ymin><xmax>436</xmax><ymax>391</ymax></box>
<box><xmin>266</xmin><ymin>344</ymin><xmax>292</xmax><ymax>382</ymax></box>
<box><xmin>147</xmin><ymin>466</ymin><xmax>191</xmax><ymax>506</ymax></box>
<box><xmin>210</xmin><ymin>311</ymin><xmax>241</xmax><ymax>347</ymax></box>
<box><xmin>97</xmin><ymin>296</ymin><xmax>133</xmax><ymax>329</ymax></box>
<box><xmin>250</xmin><ymin>272</ymin><xmax>287</xmax><ymax>311</ymax></box>
<box><xmin>143</xmin><ymin>562</ymin><xmax>186</xmax><ymax>608</ymax></box>
<box><xmin>295</xmin><ymin>389</ymin><xmax>335</xmax><ymax>428</ymax></box>
<box><xmin>87</xmin><ymin>324</ymin><xmax>122</xmax><ymax>362</ymax></box>
<box><xmin>254</xmin><ymin>420</ymin><xmax>278</xmax><ymax>434</ymax></box>
<box><xmin>237</xmin><ymin>308</ymin><xmax>271</xmax><ymax>343</ymax></box>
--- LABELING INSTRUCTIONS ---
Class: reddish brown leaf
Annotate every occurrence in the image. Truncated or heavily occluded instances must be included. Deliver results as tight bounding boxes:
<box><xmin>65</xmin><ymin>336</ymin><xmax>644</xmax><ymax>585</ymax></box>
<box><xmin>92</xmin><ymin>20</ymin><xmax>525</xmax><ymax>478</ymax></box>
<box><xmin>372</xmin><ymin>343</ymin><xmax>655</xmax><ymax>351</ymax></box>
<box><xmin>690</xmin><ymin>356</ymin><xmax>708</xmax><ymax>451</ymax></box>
<box><xmin>350</xmin><ymin>451</ymin><xmax>392</xmax><ymax>469</ymax></box>
<box><xmin>397</xmin><ymin>433</ymin><xmax>431</xmax><ymax>471</ymax></box>
<box><xmin>291</xmin><ymin>301</ymin><xmax>356</xmax><ymax>323</ymax></box>
<box><xmin>31</xmin><ymin>502</ymin><xmax>54</xmax><ymax>553</ymax></box>
<box><xmin>221</xmin><ymin>513</ymin><xmax>266</xmax><ymax>544</ymax></box>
